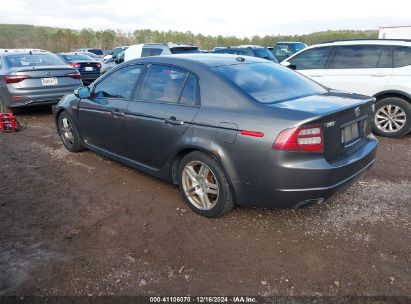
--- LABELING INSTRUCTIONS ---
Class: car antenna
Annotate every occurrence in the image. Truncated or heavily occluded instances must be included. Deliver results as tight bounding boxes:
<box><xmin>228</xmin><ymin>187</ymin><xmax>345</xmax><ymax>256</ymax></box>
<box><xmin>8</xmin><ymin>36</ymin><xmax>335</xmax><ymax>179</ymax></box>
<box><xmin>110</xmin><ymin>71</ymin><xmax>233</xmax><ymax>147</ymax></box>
<box><xmin>29</xmin><ymin>50</ymin><xmax>32</xmax><ymax>55</ymax></box>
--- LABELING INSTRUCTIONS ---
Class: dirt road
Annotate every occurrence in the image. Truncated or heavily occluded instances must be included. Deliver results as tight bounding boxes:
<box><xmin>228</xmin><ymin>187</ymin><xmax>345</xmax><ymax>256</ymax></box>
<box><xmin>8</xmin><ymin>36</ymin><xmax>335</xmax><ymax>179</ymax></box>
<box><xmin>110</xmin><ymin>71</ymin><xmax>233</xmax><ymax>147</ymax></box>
<box><xmin>0</xmin><ymin>108</ymin><xmax>410</xmax><ymax>296</ymax></box>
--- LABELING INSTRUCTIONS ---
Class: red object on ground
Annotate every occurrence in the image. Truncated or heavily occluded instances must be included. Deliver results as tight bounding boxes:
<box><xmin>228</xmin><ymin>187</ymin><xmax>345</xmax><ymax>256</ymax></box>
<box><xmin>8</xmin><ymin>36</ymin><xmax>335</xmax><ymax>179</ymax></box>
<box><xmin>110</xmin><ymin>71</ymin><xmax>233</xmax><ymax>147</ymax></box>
<box><xmin>0</xmin><ymin>113</ymin><xmax>21</xmax><ymax>132</ymax></box>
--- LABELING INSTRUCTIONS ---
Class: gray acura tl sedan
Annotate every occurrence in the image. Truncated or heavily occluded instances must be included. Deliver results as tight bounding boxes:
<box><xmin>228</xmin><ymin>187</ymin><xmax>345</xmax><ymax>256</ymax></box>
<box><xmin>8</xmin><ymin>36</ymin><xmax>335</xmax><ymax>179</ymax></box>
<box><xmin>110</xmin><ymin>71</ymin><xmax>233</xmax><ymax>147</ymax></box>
<box><xmin>53</xmin><ymin>54</ymin><xmax>378</xmax><ymax>217</ymax></box>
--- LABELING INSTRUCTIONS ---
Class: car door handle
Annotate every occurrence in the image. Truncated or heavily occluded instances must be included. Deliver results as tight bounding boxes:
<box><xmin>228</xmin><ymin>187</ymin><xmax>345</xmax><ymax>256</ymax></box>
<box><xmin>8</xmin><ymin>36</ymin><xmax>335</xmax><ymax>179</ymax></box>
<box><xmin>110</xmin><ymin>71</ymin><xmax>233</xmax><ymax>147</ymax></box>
<box><xmin>165</xmin><ymin>116</ymin><xmax>184</xmax><ymax>125</ymax></box>
<box><xmin>309</xmin><ymin>74</ymin><xmax>322</xmax><ymax>77</ymax></box>
<box><xmin>371</xmin><ymin>73</ymin><xmax>388</xmax><ymax>77</ymax></box>
<box><xmin>111</xmin><ymin>109</ymin><xmax>125</xmax><ymax>117</ymax></box>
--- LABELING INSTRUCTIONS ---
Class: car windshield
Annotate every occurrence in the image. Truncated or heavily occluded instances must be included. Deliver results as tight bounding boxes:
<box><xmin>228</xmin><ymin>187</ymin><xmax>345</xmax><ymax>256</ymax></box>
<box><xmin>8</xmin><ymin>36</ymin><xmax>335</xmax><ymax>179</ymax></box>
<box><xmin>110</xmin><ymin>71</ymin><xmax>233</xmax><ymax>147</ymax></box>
<box><xmin>61</xmin><ymin>54</ymin><xmax>94</xmax><ymax>61</ymax></box>
<box><xmin>5</xmin><ymin>53</ymin><xmax>66</xmax><ymax>67</ymax></box>
<box><xmin>112</xmin><ymin>47</ymin><xmax>127</xmax><ymax>56</ymax></box>
<box><xmin>213</xmin><ymin>62</ymin><xmax>327</xmax><ymax>103</ymax></box>
<box><xmin>253</xmin><ymin>48</ymin><xmax>276</xmax><ymax>61</ymax></box>
<box><xmin>170</xmin><ymin>47</ymin><xmax>201</xmax><ymax>54</ymax></box>
<box><xmin>290</xmin><ymin>43</ymin><xmax>307</xmax><ymax>52</ymax></box>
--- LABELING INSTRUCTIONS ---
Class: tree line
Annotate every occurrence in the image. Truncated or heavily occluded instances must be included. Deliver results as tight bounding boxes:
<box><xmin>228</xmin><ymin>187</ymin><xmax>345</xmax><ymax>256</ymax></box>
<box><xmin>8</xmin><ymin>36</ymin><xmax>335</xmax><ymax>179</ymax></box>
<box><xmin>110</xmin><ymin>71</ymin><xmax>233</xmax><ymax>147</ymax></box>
<box><xmin>0</xmin><ymin>24</ymin><xmax>378</xmax><ymax>52</ymax></box>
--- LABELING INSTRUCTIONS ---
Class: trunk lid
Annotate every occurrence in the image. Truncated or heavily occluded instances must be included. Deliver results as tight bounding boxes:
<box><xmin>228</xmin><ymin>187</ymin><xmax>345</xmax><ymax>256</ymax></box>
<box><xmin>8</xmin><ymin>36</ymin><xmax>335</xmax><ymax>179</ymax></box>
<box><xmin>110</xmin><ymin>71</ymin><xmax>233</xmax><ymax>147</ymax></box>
<box><xmin>8</xmin><ymin>66</ymin><xmax>80</xmax><ymax>90</ymax></box>
<box><xmin>274</xmin><ymin>91</ymin><xmax>375</xmax><ymax>163</ymax></box>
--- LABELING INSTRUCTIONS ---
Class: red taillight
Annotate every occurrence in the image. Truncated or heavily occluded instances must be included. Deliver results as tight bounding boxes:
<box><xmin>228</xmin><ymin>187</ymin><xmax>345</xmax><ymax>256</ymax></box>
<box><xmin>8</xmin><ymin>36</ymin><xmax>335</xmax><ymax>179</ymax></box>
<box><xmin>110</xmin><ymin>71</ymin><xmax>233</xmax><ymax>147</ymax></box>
<box><xmin>70</xmin><ymin>63</ymin><xmax>81</xmax><ymax>68</ymax></box>
<box><xmin>3</xmin><ymin>75</ymin><xmax>31</xmax><ymax>84</ymax></box>
<box><xmin>96</xmin><ymin>63</ymin><xmax>101</xmax><ymax>69</ymax></box>
<box><xmin>240</xmin><ymin>130</ymin><xmax>264</xmax><ymax>137</ymax></box>
<box><xmin>66</xmin><ymin>72</ymin><xmax>81</xmax><ymax>80</ymax></box>
<box><xmin>273</xmin><ymin>125</ymin><xmax>323</xmax><ymax>152</ymax></box>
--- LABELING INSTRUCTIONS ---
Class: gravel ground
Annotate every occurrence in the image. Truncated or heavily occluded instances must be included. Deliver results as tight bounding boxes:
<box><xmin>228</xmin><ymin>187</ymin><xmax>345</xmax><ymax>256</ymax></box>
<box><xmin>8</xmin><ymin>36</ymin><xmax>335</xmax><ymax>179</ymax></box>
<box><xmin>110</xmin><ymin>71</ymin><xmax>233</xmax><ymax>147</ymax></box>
<box><xmin>0</xmin><ymin>107</ymin><xmax>410</xmax><ymax>297</ymax></box>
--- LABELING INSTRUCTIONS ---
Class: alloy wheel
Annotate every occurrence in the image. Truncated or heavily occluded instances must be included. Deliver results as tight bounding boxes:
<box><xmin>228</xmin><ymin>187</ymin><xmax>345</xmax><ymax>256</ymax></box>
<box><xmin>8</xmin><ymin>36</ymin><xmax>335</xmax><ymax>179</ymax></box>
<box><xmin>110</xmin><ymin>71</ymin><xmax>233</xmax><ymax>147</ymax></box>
<box><xmin>181</xmin><ymin>160</ymin><xmax>219</xmax><ymax>210</ymax></box>
<box><xmin>60</xmin><ymin>116</ymin><xmax>75</xmax><ymax>147</ymax></box>
<box><xmin>375</xmin><ymin>104</ymin><xmax>406</xmax><ymax>133</ymax></box>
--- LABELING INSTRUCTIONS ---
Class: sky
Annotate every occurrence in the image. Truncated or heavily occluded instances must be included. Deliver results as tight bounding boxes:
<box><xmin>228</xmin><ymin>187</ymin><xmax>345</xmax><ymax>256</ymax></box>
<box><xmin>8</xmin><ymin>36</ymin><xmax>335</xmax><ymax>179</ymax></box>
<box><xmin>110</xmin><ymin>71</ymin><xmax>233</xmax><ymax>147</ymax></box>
<box><xmin>1</xmin><ymin>0</ymin><xmax>411</xmax><ymax>37</ymax></box>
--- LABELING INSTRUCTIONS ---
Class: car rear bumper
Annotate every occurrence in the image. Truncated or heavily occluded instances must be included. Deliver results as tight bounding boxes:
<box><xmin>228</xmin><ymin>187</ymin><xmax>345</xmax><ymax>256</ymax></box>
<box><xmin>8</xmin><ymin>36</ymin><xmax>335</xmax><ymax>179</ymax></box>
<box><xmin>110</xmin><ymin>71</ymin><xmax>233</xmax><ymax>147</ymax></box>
<box><xmin>233</xmin><ymin>134</ymin><xmax>378</xmax><ymax>208</ymax></box>
<box><xmin>5</xmin><ymin>86</ymin><xmax>79</xmax><ymax>108</ymax></box>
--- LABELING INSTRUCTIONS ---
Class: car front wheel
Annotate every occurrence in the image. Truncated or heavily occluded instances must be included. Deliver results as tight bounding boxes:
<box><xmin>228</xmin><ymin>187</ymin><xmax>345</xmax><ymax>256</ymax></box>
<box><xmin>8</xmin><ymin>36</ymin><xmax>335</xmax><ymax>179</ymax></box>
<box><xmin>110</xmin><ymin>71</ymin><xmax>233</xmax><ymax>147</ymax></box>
<box><xmin>373</xmin><ymin>97</ymin><xmax>411</xmax><ymax>138</ymax></box>
<box><xmin>57</xmin><ymin>111</ymin><xmax>84</xmax><ymax>152</ymax></box>
<box><xmin>178</xmin><ymin>151</ymin><xmax>234</xmax><ymax>217</ymax></box>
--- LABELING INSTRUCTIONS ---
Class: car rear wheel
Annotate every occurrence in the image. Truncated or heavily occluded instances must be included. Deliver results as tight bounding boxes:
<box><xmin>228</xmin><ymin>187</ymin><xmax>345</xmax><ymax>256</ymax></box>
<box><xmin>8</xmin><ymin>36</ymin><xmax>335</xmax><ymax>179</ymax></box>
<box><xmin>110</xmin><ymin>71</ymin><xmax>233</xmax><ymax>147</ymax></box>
<box><xmin>372</xmin><ymin>97</ymin><xmax>411</xmax><ymax>138</ymax></box>
<box><xmin>57</xmin><ymin>111</ymin><xmax>84</xmax><ymax>152</ymax></box>
<box><xmin>0</xmin><ymin>98</ymin><xmax>13</xmax><ymax>113</ymax></box>
<box><xmin>178</xmin><ymin>151</ymin><xmax>234</xmax><ymax>217</ymax></box>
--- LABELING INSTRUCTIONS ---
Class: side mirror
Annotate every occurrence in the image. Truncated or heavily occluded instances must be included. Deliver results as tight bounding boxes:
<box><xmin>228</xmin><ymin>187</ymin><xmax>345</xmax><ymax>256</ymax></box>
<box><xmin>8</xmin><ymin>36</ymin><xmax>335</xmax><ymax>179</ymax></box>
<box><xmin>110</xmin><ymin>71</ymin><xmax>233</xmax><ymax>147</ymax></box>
<box><xmin>74</xmin><ymin>87</ymin><xmax>91</xmax><ymax>99</ymax></box>
<box><xmin>288</xmin><ymin>64</ymin><xmax>297</xmax><ymax>70</ymax></box>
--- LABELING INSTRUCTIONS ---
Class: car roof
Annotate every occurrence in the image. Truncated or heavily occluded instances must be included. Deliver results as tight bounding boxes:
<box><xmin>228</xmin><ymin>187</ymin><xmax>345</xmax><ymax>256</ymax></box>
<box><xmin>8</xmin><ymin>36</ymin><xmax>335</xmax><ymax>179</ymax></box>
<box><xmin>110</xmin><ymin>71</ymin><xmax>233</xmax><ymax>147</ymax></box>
<box><xmin>133</xmin><ymin>54</ymin><xmax>268</xmax><ymax>67</ymax></box>
<box><xmin>276</xmin><ymin>41</ymin><xmax>306</xmax><ymax>44</ymax></box>
<box><xmin>310</xmin><ymin>39</ymin><xmax>411</xmax><ymax>48</ymax></box>
<box><xmin>0</xmin><ymin>49</ymin><xmax>50</xmax><ymax>56</ymax></box>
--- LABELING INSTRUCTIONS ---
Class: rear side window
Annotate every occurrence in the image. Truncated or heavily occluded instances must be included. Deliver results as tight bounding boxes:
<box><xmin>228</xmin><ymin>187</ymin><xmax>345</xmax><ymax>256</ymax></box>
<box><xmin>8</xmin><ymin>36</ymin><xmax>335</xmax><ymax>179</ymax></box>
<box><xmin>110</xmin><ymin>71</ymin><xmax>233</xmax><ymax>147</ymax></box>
<box><xmin>139</xmin><ymin>65</ymin><xmax>188</xmax><ymax>103</ymax></box>
<box><xmin>289</xmin><ymin>47</ymin><xmax>332</xmax><ymax>70</ymax></box>
<box><xmin>213</xmin><ymin>62</ymin><xmax>327</xmax><ymax>103</ymax></box>
<box><xmin>94</xmin><ymin>65</ymin><xmax>144</xmax><ymax>99</ymax></box>
<box><xmin>180</xmin><ymin>74</ymin><xmax>200</xmax><ymax>105</ymax></box>
<box><xmin>5</xmin><ymin>54</ymin><xmax>66</xmax><ymax>67</ymax></box>
<box><xmin>330</xmin><ymin>45</ymin><xmax>383</xmax><ymax>69</ymax></box>
<box><xmin>141</xmin><ymin>48</ymin><xmax>163</xmax><ymax>57</ymax></box>
<box><xmin>393</xmin><ymin>46</ymin><xmax>411</xmax><ymax>68</ymax></box>
<box><xmin>377</xmin><ymin>47</ymin><xmax>392</xmax><ymax>68</ymax></box>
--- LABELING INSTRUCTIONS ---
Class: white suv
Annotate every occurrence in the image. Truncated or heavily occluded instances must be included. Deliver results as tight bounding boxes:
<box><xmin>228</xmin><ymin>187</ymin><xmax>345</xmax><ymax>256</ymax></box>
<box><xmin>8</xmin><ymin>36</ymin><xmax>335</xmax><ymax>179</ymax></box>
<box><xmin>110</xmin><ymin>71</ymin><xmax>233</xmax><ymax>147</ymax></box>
<box><xmin>124</xmin><ymin>43</ymin><xmax>200</xmax><ymax>62</ymax></box>
<box><xmin>281</xmin><ymin>39</ymin><xmax>411</xmax><ymax>138</ymax></box>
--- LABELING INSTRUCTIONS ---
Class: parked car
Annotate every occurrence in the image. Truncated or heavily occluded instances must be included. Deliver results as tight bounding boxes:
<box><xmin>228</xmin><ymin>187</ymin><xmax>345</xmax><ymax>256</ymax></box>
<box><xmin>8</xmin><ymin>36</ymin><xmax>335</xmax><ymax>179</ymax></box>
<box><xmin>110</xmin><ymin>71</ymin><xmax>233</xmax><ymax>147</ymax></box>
<box><xmin>0</xmin><ymin>49</ymin><xmax>82</xmax><ymax>113</ymax></box>
<box><xmin>57</xmin><ymin>52</ymin><xmax>101</xmax><ymax>85</ymax></box>
<box><xmin>281</xmin><ymin>39</ymin><xmax>411</xmax><ymax>138</ymax></box>
<box><xmin>211</xmin><ymin>46</ymin><xmax>278</xmax><ymax>62</ymax></box>
<box><xmin>103</xmin><ymin>46</ymin><xmax>128</xmax><ymax>61</ymax></box>
<box><xmin>78</xmin><ymin>51</ymin><xmax>104</xmax><ymax>62</ymax></box>
<box><xmin>100</xmin><ymin>50</ymin><xmax>125</xmax><ymax>74</ymax></box>
<box><xmin>273</xmin><ymin>42</ymin><xmax>307</xmax><ymax>62</ymax></box>
<box><xmin>53</xmin><ymin>54</ymin><xmax>377</xmax><ymax>217</ymax></box>
<box><xmin>124</xmin><ymin>43</ymin><xmax>201</xmax><ymax>62</ymax></box>
<box><xmin>76</xmin><ymin>48</ymin><xmax>104</xmax><ymax>58</ymax></box>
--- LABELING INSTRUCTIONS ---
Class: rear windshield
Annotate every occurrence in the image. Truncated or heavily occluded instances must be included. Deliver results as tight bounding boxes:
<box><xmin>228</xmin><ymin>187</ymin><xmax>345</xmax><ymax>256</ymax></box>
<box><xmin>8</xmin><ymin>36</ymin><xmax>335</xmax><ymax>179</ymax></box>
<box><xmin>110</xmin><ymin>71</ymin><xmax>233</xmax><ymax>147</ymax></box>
<box><xmin>61</xmin><ymin>54</ymin><xmax>94</xmax><ymax>61</ymax></box>
<box><xmin>253</xmin><ymin>48</ymin><xmax>276</xmax><ymax>61</ymax></box>
<box><xmin>88</xmin><ymin>49</ymin><xmax>104</xmax><ymax>55</ymax></box>
<box><xmin>212</xmin><ymin>62</ymin><xmax>327</xmax><ymax>103</ymax></box>
<box><xmin>5</xmin><ymin>54</ymin><xmax>66</xmax><ymax>68</ymax></box>
<box><xmin>170</xmin><ymin>47</ymin><xmax>201</xmax><ymax>54</ymax></box>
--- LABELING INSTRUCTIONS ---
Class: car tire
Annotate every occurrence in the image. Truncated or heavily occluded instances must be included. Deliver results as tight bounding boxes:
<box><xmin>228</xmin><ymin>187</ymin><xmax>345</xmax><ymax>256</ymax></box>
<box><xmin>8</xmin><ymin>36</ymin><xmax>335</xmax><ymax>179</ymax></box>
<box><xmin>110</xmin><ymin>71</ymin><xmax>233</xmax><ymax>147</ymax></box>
<box><xmin>372</xmin><ymin>97</ymin><xmax>411</xmax><ymax>138</ymax></box>
<box><xmin>0</xmin><ymin>98</ymin><xmax>13</xmax><ymax>113</ymax></box>
<box><xmin>177</xmin><ymin>151</ymin><xmax>234</xmax><ymax>218</ymax></box>
<box><xmin>57</xmin><ymin>111</ymin><xmax>84</xmax><ymax>152</ymax></box>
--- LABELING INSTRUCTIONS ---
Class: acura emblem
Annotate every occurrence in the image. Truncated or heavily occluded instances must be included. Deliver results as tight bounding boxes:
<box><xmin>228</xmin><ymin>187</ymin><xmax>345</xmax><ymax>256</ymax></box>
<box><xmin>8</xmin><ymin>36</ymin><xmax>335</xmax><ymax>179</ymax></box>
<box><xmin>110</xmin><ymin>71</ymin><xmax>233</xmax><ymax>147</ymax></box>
<box><xmin>354</xmin><ymin>106</ymin><xmax>360</xmax><ymax>117</ymax></box>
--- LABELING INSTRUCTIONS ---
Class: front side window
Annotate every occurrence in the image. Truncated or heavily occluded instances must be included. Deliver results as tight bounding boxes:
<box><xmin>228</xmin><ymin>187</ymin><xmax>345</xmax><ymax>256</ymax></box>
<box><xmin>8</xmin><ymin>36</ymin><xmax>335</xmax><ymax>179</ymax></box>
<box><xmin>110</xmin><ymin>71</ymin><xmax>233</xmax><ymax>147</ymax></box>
<box><xmin>393</xmin><ymin>46</ymin><xmax>411</xmax><ymax>68</ymax></box>
<box><xmin>94</xmin><ymin>65</ymin><xmax>144</xmax><ymax>99</ymax></box>
<box><xmin>139</xmin><ymin>65</ymin><xmax>188</xmax><ymax>103</ymax></box>
<box><xmin>289</xmin><ymin>47</ymin><xmax>332</xmax><ymax>70</ymax></box>
<box><xmin>213</xmin><ymin>62</ymin><xmax>327</xmax><ymax>103</ymax></box>
<box><xmin>330</xmin><ymin>45</ymin><xmax>383</xmax><ymax>69</ymax></box>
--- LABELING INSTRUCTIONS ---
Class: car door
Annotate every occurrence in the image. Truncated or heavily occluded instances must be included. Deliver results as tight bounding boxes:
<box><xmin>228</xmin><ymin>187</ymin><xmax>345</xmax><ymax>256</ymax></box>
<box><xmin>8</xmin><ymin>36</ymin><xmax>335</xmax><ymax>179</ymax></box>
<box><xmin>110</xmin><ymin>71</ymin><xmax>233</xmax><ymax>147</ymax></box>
<box><xmin>284</xmin><ymin>46</ymin><xmax>334</xmax><ymax>83</ymax></box>
<box><xmin>125</xmin><ymin>64</ymin><xmax>200</xmax><ymax>169</ymax></box>
<box><xmin>322</xmin><ymin>45</ymin><xmax>393</xmax><ymax>96</ymax></box>
<box><xmin>77</xmin><ymin>64</ymin><xmax>145</xmax><ymax>156</ymax></box>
